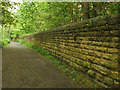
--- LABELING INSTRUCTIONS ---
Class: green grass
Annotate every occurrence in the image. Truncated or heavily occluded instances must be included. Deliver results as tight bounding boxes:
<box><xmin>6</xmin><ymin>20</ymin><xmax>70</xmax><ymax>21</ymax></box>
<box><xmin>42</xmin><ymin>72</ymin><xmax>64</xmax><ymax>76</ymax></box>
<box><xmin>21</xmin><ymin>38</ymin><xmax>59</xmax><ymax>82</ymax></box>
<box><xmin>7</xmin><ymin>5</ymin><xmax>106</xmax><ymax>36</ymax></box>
<box><xmin>17</xmin><ymin>39</ymin><xmax>102</xmax><ymax>88</ymax></box>
<box><xmin>0</xmin><ymin>39</ymin><xmax>10</xmax><ymax>47</ymax></box>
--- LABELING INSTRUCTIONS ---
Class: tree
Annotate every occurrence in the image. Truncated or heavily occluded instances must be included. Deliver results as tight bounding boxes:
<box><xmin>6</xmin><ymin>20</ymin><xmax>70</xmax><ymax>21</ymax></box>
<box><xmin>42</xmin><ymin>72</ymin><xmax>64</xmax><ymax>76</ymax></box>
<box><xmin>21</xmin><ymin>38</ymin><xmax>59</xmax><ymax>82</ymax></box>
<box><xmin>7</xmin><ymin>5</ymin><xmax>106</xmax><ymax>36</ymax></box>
<box><xmin>16</xmin><ymin>2</ymin><xmax>119</xmax><ymax>35</ymax></box>
<box><xmin>1</xmin><ymin>1</ymin><xmax>19</xmax><ymax>39</ymax></box>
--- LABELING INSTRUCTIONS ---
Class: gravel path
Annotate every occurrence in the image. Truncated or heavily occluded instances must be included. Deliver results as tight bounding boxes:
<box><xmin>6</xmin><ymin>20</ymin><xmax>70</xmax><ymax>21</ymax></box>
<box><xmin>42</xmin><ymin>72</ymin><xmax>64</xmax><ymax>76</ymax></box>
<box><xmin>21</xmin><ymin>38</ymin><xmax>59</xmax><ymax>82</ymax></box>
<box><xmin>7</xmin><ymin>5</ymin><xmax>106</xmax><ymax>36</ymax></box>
<box><xmin>2</xmin><ymin>42</ymin><xmax>79</xmax><ymax>88</ymax></box>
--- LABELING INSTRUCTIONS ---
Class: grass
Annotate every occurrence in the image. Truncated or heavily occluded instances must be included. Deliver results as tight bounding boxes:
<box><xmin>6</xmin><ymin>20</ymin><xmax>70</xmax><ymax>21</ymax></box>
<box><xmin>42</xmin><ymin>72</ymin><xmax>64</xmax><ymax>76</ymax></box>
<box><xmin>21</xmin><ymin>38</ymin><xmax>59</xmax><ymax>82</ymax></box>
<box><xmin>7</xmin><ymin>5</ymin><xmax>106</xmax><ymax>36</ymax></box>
<box><xmin>0</xmin><ymin>39</ymin><xmax>10</xmax><ymax>47</ymax></box>
<box><xmin>17</xmin><ymin>39</ymin><xmax>102</xmax><ymax>88</ymax></box>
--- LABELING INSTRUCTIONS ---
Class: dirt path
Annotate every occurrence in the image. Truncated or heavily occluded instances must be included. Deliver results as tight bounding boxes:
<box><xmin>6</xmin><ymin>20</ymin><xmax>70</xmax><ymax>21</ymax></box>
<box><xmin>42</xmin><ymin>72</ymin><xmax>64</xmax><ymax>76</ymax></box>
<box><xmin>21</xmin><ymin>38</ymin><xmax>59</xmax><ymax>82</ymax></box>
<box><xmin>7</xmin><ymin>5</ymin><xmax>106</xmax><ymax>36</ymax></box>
<box><xmin>2</xmin><ymin>42</ymin><xmax>80</xmax><ymax>88</ymax></box>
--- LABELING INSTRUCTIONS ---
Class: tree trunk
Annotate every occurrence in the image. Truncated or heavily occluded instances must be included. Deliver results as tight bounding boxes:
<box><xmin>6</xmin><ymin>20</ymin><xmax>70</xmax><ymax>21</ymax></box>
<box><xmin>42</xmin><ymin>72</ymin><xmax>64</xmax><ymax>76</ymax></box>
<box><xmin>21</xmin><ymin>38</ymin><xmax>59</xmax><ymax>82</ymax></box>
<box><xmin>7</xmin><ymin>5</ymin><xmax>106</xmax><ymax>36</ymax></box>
<box><xmin>2</xmin><ymin>25</ymin><xmax>5</xmax><ymax>39</ymax></box>
<box><xmin>82</xmin><ymin>2</ymin><xmax>90</xmax><ymax>20</ymax></box>
<box><xmin>8</xmin><ymin>26</ymin><xmax>10</xmax><ymax>39</ymax></box>
<box><xmin>92</xmin><ymin>2</ymin><xmax>99</xmax><ymax>17</ymax></box>
<box><xmin>70</xmin><ymin>3</ymin><xmax>73</xmax><ymax>23</ymax></box>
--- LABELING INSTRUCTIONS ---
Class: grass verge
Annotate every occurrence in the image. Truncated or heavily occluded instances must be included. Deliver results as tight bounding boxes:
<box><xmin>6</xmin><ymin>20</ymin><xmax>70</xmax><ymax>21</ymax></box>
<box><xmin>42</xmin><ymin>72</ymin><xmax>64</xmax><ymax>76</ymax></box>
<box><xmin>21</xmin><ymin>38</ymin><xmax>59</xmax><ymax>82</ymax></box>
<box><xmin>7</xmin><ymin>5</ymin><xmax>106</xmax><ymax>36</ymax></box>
<box><xmin>17</xmin><ymin>39</ymin><xmax>102</xmax><ymax>88</ymax></box>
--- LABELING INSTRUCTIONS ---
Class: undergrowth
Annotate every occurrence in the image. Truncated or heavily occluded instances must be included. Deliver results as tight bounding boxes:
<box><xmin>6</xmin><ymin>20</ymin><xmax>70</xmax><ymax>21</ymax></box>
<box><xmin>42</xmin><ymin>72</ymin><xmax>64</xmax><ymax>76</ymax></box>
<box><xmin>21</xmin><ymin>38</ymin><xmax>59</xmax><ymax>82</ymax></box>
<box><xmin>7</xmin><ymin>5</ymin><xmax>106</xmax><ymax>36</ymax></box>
<box><xmin>17</xmin><ymin>39</ymin><xmax>101</xmax><ymax>88</ymax></box>
<box><xmin>0</xmin><ymin>39</ymin><xmax>10</xmax><ymax>47</ymax></box>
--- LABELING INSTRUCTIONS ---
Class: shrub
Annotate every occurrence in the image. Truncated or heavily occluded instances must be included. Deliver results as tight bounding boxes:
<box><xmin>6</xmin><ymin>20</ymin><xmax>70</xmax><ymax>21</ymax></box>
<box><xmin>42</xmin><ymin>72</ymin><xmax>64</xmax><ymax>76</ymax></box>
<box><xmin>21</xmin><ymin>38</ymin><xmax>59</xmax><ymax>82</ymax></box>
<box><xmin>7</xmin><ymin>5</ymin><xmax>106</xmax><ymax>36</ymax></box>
<box><xmin>0</xmin><ymin>39</ymin><xmax>10</xmax><ymax>47</ymax></box>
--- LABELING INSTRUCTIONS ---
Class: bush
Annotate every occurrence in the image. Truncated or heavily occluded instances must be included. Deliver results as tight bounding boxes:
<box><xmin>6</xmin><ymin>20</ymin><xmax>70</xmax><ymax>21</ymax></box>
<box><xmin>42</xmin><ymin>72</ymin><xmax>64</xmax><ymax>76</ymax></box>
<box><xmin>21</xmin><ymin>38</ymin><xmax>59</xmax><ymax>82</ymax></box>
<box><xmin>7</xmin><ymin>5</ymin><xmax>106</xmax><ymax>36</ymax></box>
<box><xmin>0</xmin><ymin>39</ymin><xmax>10</xmax><ymax>47</ymax></box>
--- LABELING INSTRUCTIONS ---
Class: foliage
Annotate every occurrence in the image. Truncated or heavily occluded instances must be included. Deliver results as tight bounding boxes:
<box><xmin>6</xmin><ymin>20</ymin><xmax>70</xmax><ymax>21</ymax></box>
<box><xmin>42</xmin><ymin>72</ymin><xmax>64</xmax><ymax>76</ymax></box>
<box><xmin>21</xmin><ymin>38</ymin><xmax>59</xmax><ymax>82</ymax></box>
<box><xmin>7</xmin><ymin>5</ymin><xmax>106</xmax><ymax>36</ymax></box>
<box><xmin>0</xmin><ymin>39</ymin><xmax>10</xmax><ymax>47</ymax></box>
<box><xmin>1</xmin><ymin>1</ymin><xmax>19</xmax><ymax>27</ymax></box>
<box><xmin>1</xmin><ymin>1</ymin><xmax>20</xmax><ymax>42</ymax></box>
<box><xmin>10</xmin><ymin>28</ymin><xmax>24</xmax><ymax>39</ymax></box>
<box><xmin>1</xmin><ymin>1</ymin><xmax>119</xmax><ymax>37</ymax></box>
<box><xmin>16</xmin><ymin>2</ymin><xmax>119</xmax><ymax>35</ymax></box>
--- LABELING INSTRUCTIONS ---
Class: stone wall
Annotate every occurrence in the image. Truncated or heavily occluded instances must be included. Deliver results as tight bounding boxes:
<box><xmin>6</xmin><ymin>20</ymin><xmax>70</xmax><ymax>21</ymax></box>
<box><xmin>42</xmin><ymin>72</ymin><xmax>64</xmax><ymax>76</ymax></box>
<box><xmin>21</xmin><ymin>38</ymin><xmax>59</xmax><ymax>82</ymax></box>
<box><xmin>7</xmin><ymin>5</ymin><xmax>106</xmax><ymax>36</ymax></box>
<box><xmin>22</xmin><ymin>14</ymin><xmax>120</xmax><ymax>88</ymax></box>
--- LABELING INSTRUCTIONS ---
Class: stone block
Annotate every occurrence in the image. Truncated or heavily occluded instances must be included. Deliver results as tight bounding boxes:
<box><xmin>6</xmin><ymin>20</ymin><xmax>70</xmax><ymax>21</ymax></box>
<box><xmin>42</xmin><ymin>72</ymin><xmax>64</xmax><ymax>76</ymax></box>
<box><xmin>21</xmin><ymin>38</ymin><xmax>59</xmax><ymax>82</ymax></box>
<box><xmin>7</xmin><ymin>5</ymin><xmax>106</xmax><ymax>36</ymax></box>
<box><xmin>107</xmin><ymin>48</ymin><xmax>118</xmax><ymax>53</ymax></box>
<box><xmin>87</xmin><ymin>70</ymin><xmax>96</xmax><ymax>78</ymax></box>
<box><xmin>103</xmin><ymin>77</ymin><xmax>114</xmax><ymax>86</ymax></box>
<box><xmin>91</xmin><ymin>64</ymin><xmax>110</xmax><ymax>75</ymax></box>
<box><xmin>95</xmin><ymin>73</ymin><xmax>104</xmax><ymax>82</ymax></box>
<box><xmin>110</xmin><ymin>71</ymin><xmax>119</xmax><ymax>80</ymax></box>
<box><xmin>113</xmin><ymin>80</ymin><xmax>120</xmax><ymax>88</ymax></box>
